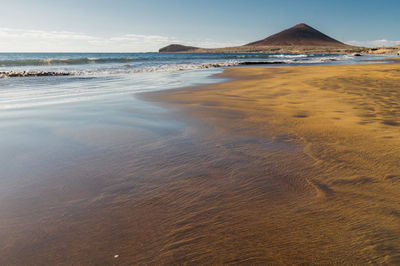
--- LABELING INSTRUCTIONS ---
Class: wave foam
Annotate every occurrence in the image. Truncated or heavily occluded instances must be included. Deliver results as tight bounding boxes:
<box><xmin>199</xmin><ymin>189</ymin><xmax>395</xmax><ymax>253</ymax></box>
<box><xmin>0</xmin><ymin>57</ymin><xmax>135</xmax><ymax>67</ymax></box>
<box><xmin>270</xmin><ymin>54</ymin><xmax>308</xmax><ymax>58</ymax></box>
<box><xmin>0</xmin><ymin>61</ymin><xmax>243</xmax><ymax>78</ymax></box>
<box><xmin>0</xmin><ymin>71</ymin><xmax>71</xmax><ymax>78</ymax></box>
<box><xmin>0</xmin><ymin>55</ymin><xmax>356</xmax><ymax>78</ymax></box>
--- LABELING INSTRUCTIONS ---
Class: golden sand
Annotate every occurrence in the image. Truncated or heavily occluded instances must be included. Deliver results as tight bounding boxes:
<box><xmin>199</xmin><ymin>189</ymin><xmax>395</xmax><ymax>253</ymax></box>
<box><xmin>146</xmin><ymin>62</ymin><xmax>400</xmax><ymax>264</ymax></box>
<box><xmin>1</xmin><ymin>63</ymin><xmax>399</xmax><ymax>265</ymax></box>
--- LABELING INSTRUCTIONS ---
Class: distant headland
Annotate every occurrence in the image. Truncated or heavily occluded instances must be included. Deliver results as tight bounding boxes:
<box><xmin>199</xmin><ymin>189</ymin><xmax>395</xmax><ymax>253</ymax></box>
<box><xmin>159</xmin><ymin>44</ymin><xmax>199</xmax><ymax>53</ymax></box>
<box><xmin>159</xmin><ymin>23</ymin><xmax>400</xmax><ymax>54</ymax></box>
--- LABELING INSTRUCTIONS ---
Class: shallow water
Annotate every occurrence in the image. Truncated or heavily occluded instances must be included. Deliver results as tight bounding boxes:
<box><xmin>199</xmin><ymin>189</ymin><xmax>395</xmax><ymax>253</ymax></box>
<box><xmin>0</xmin><ymin>69</ymin><xmax>224</xmax><ymax>195</ymax></box>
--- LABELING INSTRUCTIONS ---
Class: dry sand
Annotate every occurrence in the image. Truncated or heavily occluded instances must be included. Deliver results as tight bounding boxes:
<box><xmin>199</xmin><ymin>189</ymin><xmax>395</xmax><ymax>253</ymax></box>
<box><xmin>145</xmin><ymin>62</ymin><xmax>400</xmax><ymax>264</ymax></box>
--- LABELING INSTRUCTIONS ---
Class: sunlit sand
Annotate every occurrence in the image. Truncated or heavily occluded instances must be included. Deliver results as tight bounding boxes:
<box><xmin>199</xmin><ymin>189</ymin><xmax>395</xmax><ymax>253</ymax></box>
<box><xmin>1</xmin><ymin>62</ymin><xmax>399</xmax><ymax>264</ymax></box>
<box><xmin>146</xmin><ymin>62</ymin><xmax>400</xmax><ymax>264</ymax></box>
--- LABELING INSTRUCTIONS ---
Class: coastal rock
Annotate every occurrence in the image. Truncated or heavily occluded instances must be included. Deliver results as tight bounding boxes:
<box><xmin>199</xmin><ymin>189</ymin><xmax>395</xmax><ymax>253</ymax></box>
<box><xmin>366</xmin><ymin>47</ymin><xmax>400</xmax><ymax>55</ymax></box>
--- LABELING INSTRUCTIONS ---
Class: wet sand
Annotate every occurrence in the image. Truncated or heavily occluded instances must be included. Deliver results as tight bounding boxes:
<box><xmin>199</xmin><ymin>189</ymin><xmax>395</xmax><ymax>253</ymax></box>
<box><xmin>145</xmin><ymin>62</ymin><xmax>400</xmax><ymax>264</ymax></box>
<box><xmin>1</xmin><ymin>63</ymin><xmax>400</xmax><ymax>265</ymax></box>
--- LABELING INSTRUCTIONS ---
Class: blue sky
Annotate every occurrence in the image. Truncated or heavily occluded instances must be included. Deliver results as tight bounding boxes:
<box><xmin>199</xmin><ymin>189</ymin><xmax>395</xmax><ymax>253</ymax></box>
<box><xmin>0</xmin><ymin>0</ymin><xmax>399</xmax><ymax>52</ymax></box>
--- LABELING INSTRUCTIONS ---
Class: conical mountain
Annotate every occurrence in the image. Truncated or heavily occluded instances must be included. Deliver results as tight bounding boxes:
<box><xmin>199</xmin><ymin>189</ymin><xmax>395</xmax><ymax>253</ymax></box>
<box><xmin>246</xmin><ymin>23</ymin><xmax>346</xmax><ymax>47</ymax></box>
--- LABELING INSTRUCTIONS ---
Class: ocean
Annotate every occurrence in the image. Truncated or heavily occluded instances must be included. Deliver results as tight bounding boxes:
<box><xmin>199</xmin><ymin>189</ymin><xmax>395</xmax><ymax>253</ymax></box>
<box><xmin>0</xmin><ymin>52</ymin><xmax>389</xmax><ymax>78</ymax></box>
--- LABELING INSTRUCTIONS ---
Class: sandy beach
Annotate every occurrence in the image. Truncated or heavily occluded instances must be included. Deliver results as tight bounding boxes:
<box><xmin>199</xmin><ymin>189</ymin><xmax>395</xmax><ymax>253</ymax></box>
<box><xmin>1</xmin><ymin>61</ymin><xmax>400</xmax><ymax>265</ymax></box>
<box><xmin>144</xmin><ymin>62</ymin><xmax>400</xmax><ymax>264</ymax></box>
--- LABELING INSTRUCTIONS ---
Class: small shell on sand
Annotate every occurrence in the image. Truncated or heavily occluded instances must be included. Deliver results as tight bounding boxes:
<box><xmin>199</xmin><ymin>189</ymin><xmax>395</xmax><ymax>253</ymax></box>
<box><xmin>114</xmin><ymin>255</ymin><xmax>119</xmax><ymax>258</ymax></box>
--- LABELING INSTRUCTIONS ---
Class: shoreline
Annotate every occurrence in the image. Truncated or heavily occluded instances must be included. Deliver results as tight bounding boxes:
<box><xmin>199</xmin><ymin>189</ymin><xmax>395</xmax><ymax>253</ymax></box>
<box><xmin>143</xmin><ymin>61</ymin><xmax>400</xmax><ymax>263</ymax></box>
<box><xmin>159</xmin><ymin>46</ymin><xmax>400</xmax><ymax>55</ymax></box>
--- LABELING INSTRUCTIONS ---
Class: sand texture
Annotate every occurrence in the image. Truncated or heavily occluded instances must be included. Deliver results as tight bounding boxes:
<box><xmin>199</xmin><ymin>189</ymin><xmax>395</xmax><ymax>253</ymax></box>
<box><xmin>145</xmin><ymin>62</ymin><xmax>400</xmax><ymax>264</ymax></box>
<box><xmin>1</xmin><ymin>63</ymin><xmax>400</xmax><ymax>265</ymax></box>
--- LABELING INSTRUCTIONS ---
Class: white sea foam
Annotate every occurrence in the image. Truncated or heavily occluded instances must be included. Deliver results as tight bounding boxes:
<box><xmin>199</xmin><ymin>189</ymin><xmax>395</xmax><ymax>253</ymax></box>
<box><xmin>270</xmin><ymin>54</ymin><xmax>308</xmax><ymax>58</ymax></box>
<box><xmin>0</xmin><ymin>53</ymin><xmax>369</xmax><ymax>79</ymax></box>
<box><xmin>0</xmin><ymin>57</ymin><xmax>135</xmax><ymax>67</ymax></box>
<box><xmin>0</xmin><ymin>61</ymin><xmax>243</xmax><ymax>78</ymax></box>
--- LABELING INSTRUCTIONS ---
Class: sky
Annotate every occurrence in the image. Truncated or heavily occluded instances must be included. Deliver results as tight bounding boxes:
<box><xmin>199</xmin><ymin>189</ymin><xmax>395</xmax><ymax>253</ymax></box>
<box><xmin>0</xmin><ymin>0</ymin><xmax>399</xmax><ymax>52</ymax></box>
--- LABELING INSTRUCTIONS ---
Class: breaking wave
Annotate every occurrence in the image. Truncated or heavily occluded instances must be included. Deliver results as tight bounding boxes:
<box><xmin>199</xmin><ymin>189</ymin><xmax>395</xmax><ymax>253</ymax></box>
<box><xmin>0</xmin><ymin>53</ymin><xmax>360</xmax><ymax>78</ymax></box>
<box><xmin>270</xmin><ymin>54</ymin><xmax>308</xmax><ymax>58</ymax></box>
<box><xmin>0</xmin><ymin>57</ymin><xmax>135</xmax><ymax>67</ymax></box>
<box><xmin>0</xmin><ymin>57</ymin><xmax>346</xmax><ymax>78</ymax></box>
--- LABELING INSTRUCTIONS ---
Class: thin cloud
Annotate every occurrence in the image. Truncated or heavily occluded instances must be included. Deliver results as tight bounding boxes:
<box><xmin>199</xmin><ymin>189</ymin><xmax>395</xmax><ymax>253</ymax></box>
<box><xmin>0</xmin><ymin>27</ymin><xmax>243</xmax><ymax>52</ymax></box>
<box><xmin>0</xmin><ymin>27</ymin><xmax>179</xmax><ymax>52</ymax></box>
<box><xmin>186</xmin><ymin>39</ymin><xmax>245</xmax><ymax>48</ymax></box>
<box><xmin>347</xmin><ymin>39</ymin><xmax>400</xmax><ymax>48</ymax></box>
<box><xmin>0</xmin><ymin>27</ymin><xmax>95</xmax><ymax>40</ymax></box>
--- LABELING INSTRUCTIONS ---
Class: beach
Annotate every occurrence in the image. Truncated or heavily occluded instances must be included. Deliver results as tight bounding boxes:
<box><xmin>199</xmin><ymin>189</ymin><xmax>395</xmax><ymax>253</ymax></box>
<box><xmin>144</xmin><ymin>62</ymin><xmax>400</xmax><ymax>264</ymax></box>
<box><xmin>1</xmin><ymin>56</ymin><xmax>400</xmax><ymax>264</ymax></box>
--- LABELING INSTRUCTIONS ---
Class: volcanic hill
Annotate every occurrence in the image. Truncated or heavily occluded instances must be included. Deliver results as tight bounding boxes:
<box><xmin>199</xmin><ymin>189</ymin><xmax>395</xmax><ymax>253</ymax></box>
<box><xmin>159</xmin><ymin>23</ymin><xmax>364</xmax><ymax>54</ymax></box>
<box><xmin>246</xmin><ymin>23</ymin><xmax>347</xmax><ymax>47</ymax></box>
